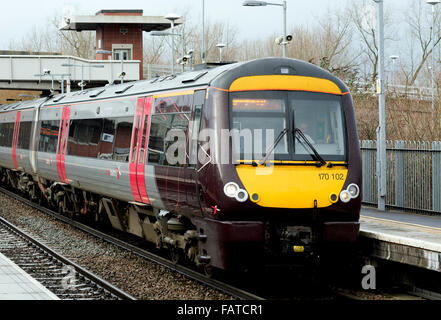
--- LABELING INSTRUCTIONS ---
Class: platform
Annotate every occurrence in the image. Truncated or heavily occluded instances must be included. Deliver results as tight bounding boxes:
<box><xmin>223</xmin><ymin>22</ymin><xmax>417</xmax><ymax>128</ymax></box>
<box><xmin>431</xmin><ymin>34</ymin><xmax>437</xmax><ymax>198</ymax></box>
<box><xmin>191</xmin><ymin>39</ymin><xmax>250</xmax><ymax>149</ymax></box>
<box><xmin>360</xmin><ymin>207</ymin><xmax>441</xmax><ymax>272</ymax></box>
<box><xmin>0</xmin><ymin>252</ymin><xmax>59</xmax><ymax>300</ymax></box>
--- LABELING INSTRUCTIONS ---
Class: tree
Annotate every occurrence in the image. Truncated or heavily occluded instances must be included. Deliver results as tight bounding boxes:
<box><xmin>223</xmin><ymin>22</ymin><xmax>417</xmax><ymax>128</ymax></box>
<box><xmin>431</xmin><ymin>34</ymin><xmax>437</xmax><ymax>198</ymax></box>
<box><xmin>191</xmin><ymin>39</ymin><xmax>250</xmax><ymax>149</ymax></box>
<box><xmin>401</xmin><ymin>1</ymin><xmax>441</xmax><ymax>87</ymax></box>
<box><xmin>348</xmin><ymin>0</ymin><xmax>394</xmax><ymax>84</ymax></box>
<box><xmin>8</xmin><ymin>13</ymin><xmax>95</xmax><ymax>59</ymax></box>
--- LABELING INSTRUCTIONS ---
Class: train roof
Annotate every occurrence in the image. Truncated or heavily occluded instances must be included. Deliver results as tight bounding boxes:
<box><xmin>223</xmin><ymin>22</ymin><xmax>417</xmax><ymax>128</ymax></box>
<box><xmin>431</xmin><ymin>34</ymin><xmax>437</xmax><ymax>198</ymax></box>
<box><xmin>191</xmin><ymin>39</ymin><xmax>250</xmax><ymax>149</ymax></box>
<box><xmin>0</xmin><ymin>97</ymin><xmax>48</xmax><ymax>113</ymax></box>
<box><xmin>0</xmin><ymin>58</ymin><xmax>349</xmax><ymax>113</ymax></box>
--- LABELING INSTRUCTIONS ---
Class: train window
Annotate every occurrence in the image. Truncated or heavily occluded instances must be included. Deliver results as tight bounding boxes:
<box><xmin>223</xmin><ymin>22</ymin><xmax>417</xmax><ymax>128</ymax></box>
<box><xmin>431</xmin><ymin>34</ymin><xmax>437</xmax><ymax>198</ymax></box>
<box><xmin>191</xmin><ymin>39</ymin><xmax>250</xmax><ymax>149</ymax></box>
<box><xmin>17</xmin><ymin>121</ymin><xmax>32</xmax><ymax>150</ymax></box>
<box><xmin>188</xmin><ymin>90</ymin><xmax>206</xmax><ymax>168</ymax></box>
<box><xmin>113</xmin><ymin>117</ymin><xmax>133</xmax><ymax>162</ymax></box>
<box><xmin>148</xmin><ymin>115</ymin><xmax>170</xmax><ymax>165</ymax></box>
<box><xmin>67</xmin><ymin>119</ymin><xmax>103</xmax><ymax>158</ymax></box>
<box><xmin>98</xmin><ymin>119</ymin><xmax>116</xmax><ymax>160</ymax></box>
<box><xmin>139</xmin><ymin>116</ymin><xmax>149</xmax><ymax>164</ymax></box>
<box><xmin>289</xmin><ymin>92</ymin><xmax>345</xmax><ymax>158</ymax></box>
<box><xmin>231</xmin><ymin>91</ymin><xmax>289</xmax><ymax>161</ymax></box>
<box><xmin>148</xmin><ymin>94</ymin><xmax>192</xmax><ymax>166</ymax></box>
<box><xmin>0</xmin><ymin>123</ymin><xmax>14</xmax><ymax>148</ymax></box>
<box><xmin>38</xmin><ymin>120</ymin><xmax>60</xmax><ymax>153</ymax></box>
<box><xmin>131</xmin><ymin>116</ymin><xmax>140</xmax><ymax>164</ymax></box>
<box><xmin>65</xmin><ymin>116</ymin><xmax>132</xmax><ymax>162</ymax></box>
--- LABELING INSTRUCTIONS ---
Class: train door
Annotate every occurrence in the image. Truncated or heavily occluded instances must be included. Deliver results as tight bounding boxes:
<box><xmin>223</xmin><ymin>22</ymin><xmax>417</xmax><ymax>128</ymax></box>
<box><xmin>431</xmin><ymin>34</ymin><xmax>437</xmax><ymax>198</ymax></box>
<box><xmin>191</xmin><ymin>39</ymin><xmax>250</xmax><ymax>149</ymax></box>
<box><xmin>11</xmin><ymin>111</ymin><xmax>21</xmax><ymax>170</ymax></box>
<box><xmin>129</xmin><ymin>96</ymin><xmax>152</xmax><ymax>204</ymax></box>
<box><xmin>149</xmin><ymin>92</ymin><xmax>196</xmax><ymax>215</ymax></box>
<box><xmin>56</xmin><ymin>106</ymin><xmax>71</xmax><ymax>184</ymax></box>
<box><xmin>185</xmin><ymin>90</ymin><xmax>206</xmax><ymax>215</ymax></box>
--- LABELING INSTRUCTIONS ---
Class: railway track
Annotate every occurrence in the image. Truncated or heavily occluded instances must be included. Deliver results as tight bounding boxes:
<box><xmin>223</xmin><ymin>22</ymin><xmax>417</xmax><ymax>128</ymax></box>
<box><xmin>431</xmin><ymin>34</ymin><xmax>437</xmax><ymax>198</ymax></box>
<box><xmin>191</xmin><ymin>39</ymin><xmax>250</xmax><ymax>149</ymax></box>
<box><xmin>0</xmin><ymin>186</ymin><xmax>263</xmax><ymax>300</ymax></box>
<box><xmin>0</xmin><ymin>215</ymin><xmax>135</xmax><ymax>300</ymax></box>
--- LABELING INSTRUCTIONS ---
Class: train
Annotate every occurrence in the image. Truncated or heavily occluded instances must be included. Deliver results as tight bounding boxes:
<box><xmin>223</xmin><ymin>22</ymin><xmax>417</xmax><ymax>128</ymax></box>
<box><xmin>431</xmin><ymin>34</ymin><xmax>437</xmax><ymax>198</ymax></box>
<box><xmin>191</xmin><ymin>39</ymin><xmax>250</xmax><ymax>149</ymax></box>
<box><xmin>0</xmin><ymin>57</ymin><xmax>361</xmax><ymax>274</ymax></box>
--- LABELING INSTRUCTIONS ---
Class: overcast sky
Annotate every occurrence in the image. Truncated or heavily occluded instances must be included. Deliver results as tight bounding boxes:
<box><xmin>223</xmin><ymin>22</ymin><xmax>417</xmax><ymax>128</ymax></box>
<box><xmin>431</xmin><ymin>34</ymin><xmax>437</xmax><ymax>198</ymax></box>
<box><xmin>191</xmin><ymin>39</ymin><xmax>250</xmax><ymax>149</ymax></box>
<box><xmin>0</xmin><ymin>0</ymin><xmax>417</xmax><ymax>49</ymax></box>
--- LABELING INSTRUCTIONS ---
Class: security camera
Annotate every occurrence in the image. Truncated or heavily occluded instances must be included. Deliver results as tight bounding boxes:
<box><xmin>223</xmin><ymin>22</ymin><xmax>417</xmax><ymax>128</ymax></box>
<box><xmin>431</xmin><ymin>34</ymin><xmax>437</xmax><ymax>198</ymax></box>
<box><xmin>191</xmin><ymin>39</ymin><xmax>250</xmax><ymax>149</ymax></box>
<box><xmin>43</xmin><ymin>69</ymin><xmax>51</xmax><ymax>75</ymax></box>
<box><xmin>118</xmin><ymin>72</ymin><xmax>126</xmax><ymax>78</ymax></box>
<box><xmin>275</xmin><ymin>35</ymin><xmax>293</xmax><ymax>45</ymax></box>
<box><xmin>177</xmin><ymin>57</ymin><xmax>189</xmax><ymax>65</ymax></box>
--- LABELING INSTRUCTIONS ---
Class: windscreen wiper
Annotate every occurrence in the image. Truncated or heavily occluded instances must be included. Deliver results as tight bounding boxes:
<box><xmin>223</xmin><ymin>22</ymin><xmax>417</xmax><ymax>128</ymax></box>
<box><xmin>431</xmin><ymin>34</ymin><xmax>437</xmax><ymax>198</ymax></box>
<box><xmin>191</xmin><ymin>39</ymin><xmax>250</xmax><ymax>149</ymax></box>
<box><xmin>294</xmin><ymin>128</ymin><xmax>327</xmax><ymax>167</ymax></box>
<box><xmin>259</xmin><ymin>128</ymin><xmax>289</xmax><ymax>166</ymax></box>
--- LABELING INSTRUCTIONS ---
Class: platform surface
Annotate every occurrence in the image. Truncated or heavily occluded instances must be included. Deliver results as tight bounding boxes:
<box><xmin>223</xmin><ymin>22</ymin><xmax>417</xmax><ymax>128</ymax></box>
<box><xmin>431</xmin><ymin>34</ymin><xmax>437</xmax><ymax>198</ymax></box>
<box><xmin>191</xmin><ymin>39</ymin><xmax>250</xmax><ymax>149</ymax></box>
<box><xmin>0</xmin><ymin>252</ymin><xmax>59</xmax><ymax>300</ymax></box>
<box><xmin>360</xmin><ymin>207</ymin><xmax>441</xmax><ymax>271</ymax></box>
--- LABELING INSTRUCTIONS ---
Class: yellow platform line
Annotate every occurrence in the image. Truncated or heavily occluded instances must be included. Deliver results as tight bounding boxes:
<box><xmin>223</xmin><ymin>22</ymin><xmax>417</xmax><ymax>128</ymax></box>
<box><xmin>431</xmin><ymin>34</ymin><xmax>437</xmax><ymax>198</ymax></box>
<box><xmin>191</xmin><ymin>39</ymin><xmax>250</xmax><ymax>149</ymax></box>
<box><xmin>360</xmin><ymin>215</ymin><xmax>441</xmax><ymax>235</ymax></box>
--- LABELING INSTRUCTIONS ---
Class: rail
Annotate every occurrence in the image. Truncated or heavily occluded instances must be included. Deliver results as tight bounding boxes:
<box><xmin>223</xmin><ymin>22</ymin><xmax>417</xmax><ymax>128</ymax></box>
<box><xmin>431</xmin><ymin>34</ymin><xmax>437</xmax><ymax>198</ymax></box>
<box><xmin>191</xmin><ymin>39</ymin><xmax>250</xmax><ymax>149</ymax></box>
<box><xmin>0</xmin><ymin>215</ymin><xmax>136</xmax><ymax>300</ymax></box>
<box><xmin>0</xmin><ymin>186</ymin><xmax>264</xmax><ymax>301</ymax></box>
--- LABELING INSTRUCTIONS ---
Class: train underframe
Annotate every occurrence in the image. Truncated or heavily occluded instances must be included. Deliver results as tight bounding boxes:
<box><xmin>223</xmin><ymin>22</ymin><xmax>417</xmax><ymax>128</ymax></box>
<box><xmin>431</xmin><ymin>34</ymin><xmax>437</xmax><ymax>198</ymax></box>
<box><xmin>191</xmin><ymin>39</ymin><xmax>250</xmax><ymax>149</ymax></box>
<box><xmin>0</xmin><ymin>168</ymin><xmax>360</xmax><ymax>275</ymax></box>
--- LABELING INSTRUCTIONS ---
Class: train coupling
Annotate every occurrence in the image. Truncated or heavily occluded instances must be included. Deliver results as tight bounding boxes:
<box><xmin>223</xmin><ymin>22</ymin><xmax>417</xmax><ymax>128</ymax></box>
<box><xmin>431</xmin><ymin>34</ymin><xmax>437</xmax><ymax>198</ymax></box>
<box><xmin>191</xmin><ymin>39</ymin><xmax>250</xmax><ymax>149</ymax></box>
<box><xmin>280</xmin><ymin>226</ymin><xmax>313</xmax><ymax>255</ymax></box>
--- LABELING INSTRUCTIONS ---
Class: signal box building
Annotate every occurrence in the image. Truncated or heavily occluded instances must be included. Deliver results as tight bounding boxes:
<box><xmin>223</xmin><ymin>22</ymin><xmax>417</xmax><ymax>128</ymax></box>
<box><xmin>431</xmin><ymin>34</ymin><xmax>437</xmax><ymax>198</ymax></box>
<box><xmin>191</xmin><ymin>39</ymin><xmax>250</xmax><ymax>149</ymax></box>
<box><xmin>61</xmin><ymin>10</ymin><xmax>181</xmax><ymax>80</ymax></box>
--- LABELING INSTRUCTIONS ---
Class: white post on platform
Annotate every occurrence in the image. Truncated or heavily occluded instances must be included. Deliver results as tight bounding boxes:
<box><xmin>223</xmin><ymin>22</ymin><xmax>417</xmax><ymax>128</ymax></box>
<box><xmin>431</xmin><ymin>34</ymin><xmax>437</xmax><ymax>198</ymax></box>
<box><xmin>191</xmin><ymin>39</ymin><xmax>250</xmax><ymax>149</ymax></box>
<box><xmin>374</xmin><ymin>0</ymin><xmax>387</xmax><ymax>211</ymax></box>
<box><xmin>427</xmin><ymin>0</ymin><xmax>440</xmax><ymax>115</ymax></box>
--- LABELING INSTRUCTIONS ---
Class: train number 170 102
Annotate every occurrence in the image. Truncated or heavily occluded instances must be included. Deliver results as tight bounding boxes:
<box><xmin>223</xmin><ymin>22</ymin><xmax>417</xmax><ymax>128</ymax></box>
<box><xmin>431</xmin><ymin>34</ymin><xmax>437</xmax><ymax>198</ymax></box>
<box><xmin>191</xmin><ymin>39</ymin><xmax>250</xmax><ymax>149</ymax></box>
<box><xmin>318</xmin><ymin>173</ymin><xmax>345</xmax><ymax>181</ymax></box>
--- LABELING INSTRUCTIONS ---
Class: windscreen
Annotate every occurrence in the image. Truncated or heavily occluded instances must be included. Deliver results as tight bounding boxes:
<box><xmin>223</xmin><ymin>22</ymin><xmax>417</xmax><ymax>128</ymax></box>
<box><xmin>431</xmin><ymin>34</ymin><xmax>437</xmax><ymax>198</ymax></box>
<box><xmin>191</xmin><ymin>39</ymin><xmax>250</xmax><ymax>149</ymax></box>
<box><xmin>290</xmin><ymin>92</ymin><xmax>345</xmax><ymax>158</ymax></box>
<box><xmin>230</xmin><ymin>91</ymin><xmax>346</xmax><ymax>162</ymax></box>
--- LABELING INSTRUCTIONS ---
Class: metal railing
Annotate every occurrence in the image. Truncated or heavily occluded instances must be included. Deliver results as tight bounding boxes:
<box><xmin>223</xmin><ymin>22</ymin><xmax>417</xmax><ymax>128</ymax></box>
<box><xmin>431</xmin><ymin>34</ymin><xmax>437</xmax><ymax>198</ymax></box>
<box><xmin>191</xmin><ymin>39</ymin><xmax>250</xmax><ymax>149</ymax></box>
<box><xmin>144</xmin><ymin>64</ymin><xmax>172</xmax><ymax>80</ymax></box>
<box><xmin>0</xmin><ymin>55</ymin><xmax>140</xmax><ymax>84</ymax></box>
<box><xmin>361</xmin><ymin>140</ymin><xmax>441</xmax><ymax>214</ymax></box>
<box><xmin>352</xmin><ymin>82</ymin><xmax>433</xmax><ymax>101</ymax></box>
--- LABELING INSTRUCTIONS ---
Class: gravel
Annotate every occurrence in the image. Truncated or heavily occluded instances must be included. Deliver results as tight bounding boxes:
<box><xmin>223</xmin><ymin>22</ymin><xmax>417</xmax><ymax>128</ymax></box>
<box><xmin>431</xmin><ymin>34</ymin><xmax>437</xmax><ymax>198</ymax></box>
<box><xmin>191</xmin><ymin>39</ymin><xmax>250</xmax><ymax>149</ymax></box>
<box><xmin>0</xmin><ymin>192</ymin><xmax>233</xmax><ymax>300</ymax></box>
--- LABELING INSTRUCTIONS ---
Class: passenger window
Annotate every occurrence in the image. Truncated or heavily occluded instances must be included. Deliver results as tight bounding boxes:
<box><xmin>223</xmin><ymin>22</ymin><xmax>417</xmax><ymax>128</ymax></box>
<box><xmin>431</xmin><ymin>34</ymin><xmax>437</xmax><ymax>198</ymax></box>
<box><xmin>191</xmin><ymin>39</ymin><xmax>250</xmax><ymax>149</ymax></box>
<box><xmin>68</xmin><ymin>119</ymin><xmax>103</xmax><ymax>158</ymax></box>
<box><xmin>98</xmin><ymin>119</ymin><xmax>116</xmax><ymax>160</ymax></box>
<box><xmin>148</xmin><ymin>94</ymin><xmax>192</xmax><ymax>166</ymax></box>
<box><xmin>0</xmin><ymin>123</ymin><xmax>12</xmax><ymax>147</ymax></box>
<box><xmin>113</xmin><ymin>117</ymin><xmax>133</xmax><ymax>162</ymax></box>
<box><xmin>39</xmin><ymin>120</ymin><xmax>60</xmax><ymax>153</ymax></box>
<box><xmin>17</xmin><ymin>122</ymin><xmax>32</xmax><ymax>150</ymax></box>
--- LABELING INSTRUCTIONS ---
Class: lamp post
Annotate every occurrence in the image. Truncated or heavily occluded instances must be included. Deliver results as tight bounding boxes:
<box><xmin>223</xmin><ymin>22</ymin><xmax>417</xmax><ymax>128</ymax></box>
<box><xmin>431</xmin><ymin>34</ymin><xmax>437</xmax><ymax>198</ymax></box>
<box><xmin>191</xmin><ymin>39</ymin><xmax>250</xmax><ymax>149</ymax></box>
<box><xmin>389</xmin><ymin>55</ymin><xmax>399</xmax><ymax>87</ymax></box>
<box><xmin>165</xmin><ymin>13</ymin><xmax>181</xmax><ymax>75</ymax></box>
<box><xmin>202</xmin><ymin>0</ymin><xmax>206</xmax><ymax>63</ymax></box>
<box><xmin>216</xmin><ymin>43</ymin><xmax>226</xmax><ymax>63</ymax></box>
<box><xmin>34</xmin><ymin>71</ymin><xmax>71</xmax><ymax>94</ymax></box>
<box><xmin>151</xmin><ymin>27</ymin><xmax>186</xmax><ymax>73</ymax></box>
<box><xmin>62</xmin><ymin>63</ymin><xmax>104</xmax><ymax>91</ymax></box>
<box><xmin>427</xmin><ymin>0</ymin><xmax>440</xmax><ymax>114</ymax></box>
<box><xmin>243</xmin><ymin>0</ymin><xmax>287</xmax><ymax>58</ymax></box>
<box><xmin>373</xmin><ymin>0</ymin><xmax>386</xmax><ymax>211</ymax></box>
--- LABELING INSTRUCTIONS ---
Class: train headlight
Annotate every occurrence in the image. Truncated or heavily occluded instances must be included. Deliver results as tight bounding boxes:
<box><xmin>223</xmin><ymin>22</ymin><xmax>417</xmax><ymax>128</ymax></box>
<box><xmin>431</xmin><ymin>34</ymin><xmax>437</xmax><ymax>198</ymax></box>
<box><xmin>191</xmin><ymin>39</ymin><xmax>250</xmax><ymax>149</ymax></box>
<box><xmin>340</xmin><ymin>190</ymin><xmax>351</xmax><ymax>203</ymax></box>
<box><xmin>347</xmin><ymin>184</ymin><xmax>360</xmax><ymax>199</ymax></box>
<box><xmin>235</xmin><ymin>189</ymin><xmax>249</xmax><ymax>203</ymax></box>
<box><xmin>224</xmin><ymin>182</ymin><xmax>239</xmax><ymax>198</ymax></box>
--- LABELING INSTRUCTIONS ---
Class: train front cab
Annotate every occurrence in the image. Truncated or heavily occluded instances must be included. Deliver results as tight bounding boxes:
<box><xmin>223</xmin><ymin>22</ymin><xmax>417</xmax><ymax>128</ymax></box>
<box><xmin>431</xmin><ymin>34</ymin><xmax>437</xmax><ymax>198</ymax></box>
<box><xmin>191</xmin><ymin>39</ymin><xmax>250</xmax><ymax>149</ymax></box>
<box><xmin>196</xmin><ymin>59</ymin><xmax>361</xmax><ymax>271</ymax></box>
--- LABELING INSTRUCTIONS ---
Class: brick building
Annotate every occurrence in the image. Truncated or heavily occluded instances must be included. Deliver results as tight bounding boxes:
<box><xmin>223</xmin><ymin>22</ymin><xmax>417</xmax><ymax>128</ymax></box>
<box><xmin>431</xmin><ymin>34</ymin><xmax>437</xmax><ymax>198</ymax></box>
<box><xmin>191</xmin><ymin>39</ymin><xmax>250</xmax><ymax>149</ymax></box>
<box><xmin>61</xmin><ymin>9</ymin><xmax>181</xmax><ymax>80</ymax></box>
